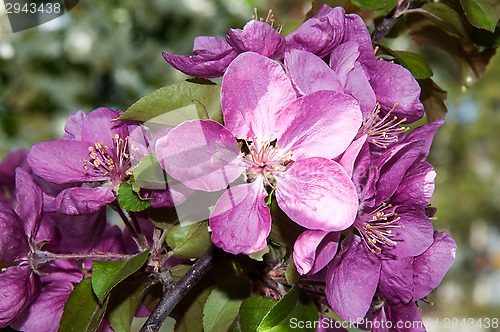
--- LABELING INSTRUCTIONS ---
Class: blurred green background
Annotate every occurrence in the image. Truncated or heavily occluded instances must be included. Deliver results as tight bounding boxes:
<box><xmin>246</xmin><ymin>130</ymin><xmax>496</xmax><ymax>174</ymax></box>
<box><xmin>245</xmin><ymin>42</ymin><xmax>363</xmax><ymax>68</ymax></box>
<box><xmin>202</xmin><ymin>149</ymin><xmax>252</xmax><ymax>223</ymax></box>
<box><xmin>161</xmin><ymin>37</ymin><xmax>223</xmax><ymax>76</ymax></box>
<box><xmin>1</xmin><ymin>0</ymin><xmax>499</xmax><ymax>330</ymax></box>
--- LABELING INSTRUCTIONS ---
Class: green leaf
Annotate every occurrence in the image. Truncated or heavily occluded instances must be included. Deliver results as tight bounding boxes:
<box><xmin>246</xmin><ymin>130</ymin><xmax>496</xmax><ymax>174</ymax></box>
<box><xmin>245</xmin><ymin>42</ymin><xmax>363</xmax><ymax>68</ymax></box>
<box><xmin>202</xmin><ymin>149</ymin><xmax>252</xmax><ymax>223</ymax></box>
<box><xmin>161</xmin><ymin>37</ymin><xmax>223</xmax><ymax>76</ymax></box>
<box><xmin>392</xmin><ymin>51</ymin><xmax>433</xmax><ymax>79</ymax></box>
<box><xmin>285</xmin><ymin>259</ymin><xmax>299</xmax><ymax>285</ymax></box>
<box><xmin>169</xmin><ymin>264</ymin><xmax>192</xmax><ymax>282</ymax></box>
<box><xmin>107</xmin><ymin>277</ymin><xmax>151</xmax><ymax>332</ymax></box>
<box><xmin>258</xmin><ymin>286</ymin><xmax>319</xmax><ymax>331</ymax></box>
<box><xmin>418</xmin><ymin>78</ymin><xmax>449</xmax><ymax>122</ymax></box>
<box><xmin>59</xmin><ymin>279</ymin><xmax>108</xmax><ymax>332</ymax></box>
<box><xmin>165</xmin><ymin>222</ymin><xmax>211</xmax><ymax>259</ymax></box>
<box><xmin>351</xmin><ymin>0</ymin><xmax>397</xmax><ymax>11</ymax></box>
<box><xmin>133</xmin><ymin>153</ymin><xmax>168</xmax><ymax>190</ymax></box>
<box><xmin>461</xmin><ymin>0</ymin><xmax>500</xmax><ymax>32</ymax></box>
<box><xmin>239</xmin><ymin>296</ymin><xmax>278</xmax><ymax>332</ymax></box>
<box><xmin>173</xmin><ymin>285</ymin><xmax>214</xmax><ymax>332</ymax></box>
<box><xmin>119</xmin><ymin>80</ymin><xmax>222</xmax><ymax>125</ymax></box>
<box><xmin>407</xmin><ymin>12</ymin><xmax>496</xmax><ymax>87</ymax></box>
<box><xmin>92</xmin><ymin>250</ymin><xmax>149</xmax><ymax>303</ymax></box>
<box><xmin>420</xmin><ymin>2</ymin><xmax>468</xmax><ymax>37</ymax></box>
<box><xmin>117</xmin><ymin>181</ymin><xmax>153</xmax><ymax>212</ymax></box>
<box><xmin>202</xmin><ymin>278</ymin><xmax>250</xmax><ymax>332</ymax></box>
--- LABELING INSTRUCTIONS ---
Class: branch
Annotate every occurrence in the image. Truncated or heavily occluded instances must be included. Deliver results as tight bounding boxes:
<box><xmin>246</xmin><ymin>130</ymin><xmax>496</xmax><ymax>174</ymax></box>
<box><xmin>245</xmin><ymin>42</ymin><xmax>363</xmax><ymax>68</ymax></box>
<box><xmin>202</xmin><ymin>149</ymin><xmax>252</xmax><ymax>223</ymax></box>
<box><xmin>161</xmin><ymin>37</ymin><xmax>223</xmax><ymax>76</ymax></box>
<box><xmin>371</xmin><ymin>0</ymin><xmax>414</xmax><ymax>43</ymax></box>
<box><xmin>140</xmin><ymin>247</ymin><xmax>219</xmax><ymax>332</ymax></box>
<box><xmin>371</xmin><ymin>14</ymin><xmax>398</xmax><ymax>43</ymax></box>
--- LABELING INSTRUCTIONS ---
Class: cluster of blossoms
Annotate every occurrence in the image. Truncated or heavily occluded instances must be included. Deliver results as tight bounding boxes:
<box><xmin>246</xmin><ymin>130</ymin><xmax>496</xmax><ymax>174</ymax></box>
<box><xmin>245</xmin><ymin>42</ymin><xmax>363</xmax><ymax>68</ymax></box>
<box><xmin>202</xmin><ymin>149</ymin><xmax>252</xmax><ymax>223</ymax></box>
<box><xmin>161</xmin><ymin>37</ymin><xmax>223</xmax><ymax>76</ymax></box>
<box><xmin>0</xmin><ymin>5</ymin><xmax>456</xmax><ymax>331</ymax></box>
<box><xmin>160</xmin><ymin>5</ymin><xmax>456</xmax><ymax>328</ymax></box>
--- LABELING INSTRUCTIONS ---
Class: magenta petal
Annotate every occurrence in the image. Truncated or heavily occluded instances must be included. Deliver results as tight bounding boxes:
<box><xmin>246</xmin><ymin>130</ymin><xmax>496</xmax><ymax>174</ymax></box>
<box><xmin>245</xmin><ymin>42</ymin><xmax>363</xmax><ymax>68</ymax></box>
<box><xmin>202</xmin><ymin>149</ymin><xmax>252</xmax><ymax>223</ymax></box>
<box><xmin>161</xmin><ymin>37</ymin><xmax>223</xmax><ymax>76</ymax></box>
<box><xmin>379</xmin><ymin>259</ymin><xmax>414</xmax><ymax>303</ymax></box>
<box><xmin>28</xmin><ymin>140</ymin><xmax>103</xmax><ymax>184</ymax></box>
<box><xmin>370</xmin><ymin>60</ymin><xmax>424</xmax><ymax>123</ymax></box>
<box><xmin>326</xmin><ymin>237</ymin><xmax>381</xmax><ymax>322</ymax></box>
<box><xmin>329</xmin><ymin>41</ymin><xmax>360</xmax><ymax>85</ymax></box>
<box><xmin>15</xmin><ymin>169</ymin><xmax>42</xmax><ymax>237</ymax></box>
<box><xmin>221</xmin><ymin>52</ymin><xmax>296</xmax><ymax>139</ymax></box>
<box><xmin>53</xmin><ymin>187</ymin><xmax>115</xmax><ymax>215</ymax></box>
<box><xmin>374</xmin><ymin>141</ymin><xmax>424</xmax><ymax>205</ymax></box>
<box><xmin>278</xmin><ymin>90</ymin><xmax>362</xmax><ymax>159</ymax></box>
<box><xmin>63</xmin><ymin>110</ymin><xmax>85</xmax><ymax>140</ymax></box>
<box><xmin>0</xmin><ymin>206</ymin><xmax>29</xmax><ymax>264</ymax></box>
<box><xmin>344</xmin><ymin>14</ymin><xmax>377</xmax><ymax>72</ymax></box>
<box><xmin>412</xmin><ymin>231</ymin><xmax>457</xmax><ymax>300</ymax></box>
<box><xmin>285</xmin><ymin>6</ymin><xmax>345</xmax><ymax>58</ymax></box>
<box><xmin>284</xmin><ymin>49</ymin><xmax>342</xmax><ymax>95</ymax></box>
<box><xmin>227</xmin><ymin>20</ymin><xmax>285</xmax><ymax>58</ymax></box>
<box><xmin>276</xmin><ymin>158</ymin><xmax>358</xmax><ymax>231</ymax></box>
<box><xmin>55</xmin><ymin>211</ymin><xmax>106</xmax><ymax>253</ymax></box>
<box><xmin>392</xmin><ymin>162</ymin><xmax>436</xmax><ymax>209</ymax></box>
<box><xmin>0</xmin><ymin>266</ymin><xmax>40</xmax><ymax>328</ymax></box>
<box><xmin>339</xmin><ymin>134</ymin><xmax>367</xmax><ymax>177</ymax></box>
<box><xmin>385</xmin><ymin>302</ymin><xmax>426</xmax><ymax>332</ymax></box>
<box><xmin>344</xmin><ymin>62</ymin><xmax>377</xmax><ymax>114</ymax></box>
<box><xmin>155</xmin><ymin>120</ymin><xmax>243</xmax><ymax>192</ymax></box>
<box><xmin>80</xmin><ymin>108</ymin><xmax>127</xmax><ymax>146</ymax></box>
<box><xmin>10</xmin><ymin>281</ymin><xmax>73</xmax><ymax>332</ymax></box>
<box><xmin>293</xmin><ymin>229</ymin><xmax>339</xmax><ymax>275</ymax></box>
<box><xmin>162</xmin><ymin>36</ymin><xmax>237</xmax><ymax>78</ymax></box>
<box><xmin>390</xmin><ymin>210</ymin><xmax>434</xmax><ymax>258</ymax></box>
<box><xmin>210</xmin><ymin>181</ymin><xmax>270</xmax><ymax>255</ymax></box>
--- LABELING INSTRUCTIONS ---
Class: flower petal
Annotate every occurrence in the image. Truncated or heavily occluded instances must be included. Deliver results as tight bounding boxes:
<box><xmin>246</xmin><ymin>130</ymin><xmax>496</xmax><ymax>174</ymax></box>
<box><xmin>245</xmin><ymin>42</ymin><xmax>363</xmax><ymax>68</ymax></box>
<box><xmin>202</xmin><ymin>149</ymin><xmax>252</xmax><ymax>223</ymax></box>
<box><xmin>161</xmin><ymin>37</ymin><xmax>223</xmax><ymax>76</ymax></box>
<box><xmin>379</xmin><ymin>258</ymin><xmax>414</xmax><ymax>304</ymax></box>
<box><xmin>10</xmin><ymin>281</ymin><xmax>73</xmax><ymax>332</ymax></box>
<box><xmin>221</xmin><ymin>52</ymin><xmax>296</xmax><ymax>139</ymax></box>
<box><xmin>80</xmin><ymin>108</ymin><xmax>127</xmax><ymax>147</ymax></box>
<box><xmin>326</xmin><ymin>236</ymin><xmax>381</xmax><ymax>322</ymax></box>
<box><xmin>227</xmin><ymin>20</ymin><xmax>285</xmax><ymax>58</ymax></box>
<box><xmin>155</xmin><ymin>120</ymin><xmax>243</xmax><ymax>192</ymax></box>
<box><xmin>344</xmin><ymin>62</ymin><xmax>377</xmax><ymax>115</ymax></box>
<box><xmin>412</xmin><ymin>231</ymin><xmax>457</xmax><ymax>300</ymax></box>
<box><xmin>162</xmin><ymin>36</ymin><xmax>237</xmax><ymax>78</ymax></box>
<box><xmin>284</xmin><ymin>49</ymin><xmax>342</xmax><ymax>96</ymax></box>
<box><xmin>53</xmin><ymin>187</ymin><xmax>115</xmax><ymax>215</ymax></box>
<box><xmin>392</xmin><ymin>162</ymin><xmax>436</xmax><ymax>209</ymax></box>
<box><xmin>329</xmin><ymin>41</ymin><xmax>360</xmax><ymax>86</ymax></box>
<box><xmin>373</xmin><ymin>141</ymin><xmax>425</xmax><ymax>205</ymax></box>
<box><xmin>277</xmin><ymin>90</ymin><xmax>362</xmax><ymax>160</ymax></box>
<box><xmin>285</xmin><ymin>6</ymin><xmax>345</xmax><ymax>58</ymax></box>
<box><xmin>389</xmin><ymin>209</ymin><xmax>434</xmax><ymax>258</ymax></box>
<box><xmin>293</xmin><ymin>229</ymin><xmax>340</xmax><ymax>275</ymax></box>
<box><xmin>63</xmin><ymin>110</ymin><xmax>85</xmax><ymax>140</ymax></box>
<box><xmin>15</xmin><ymin>169</ymin><xmax>42</xmax><ymax>237</ymax></box>
<box><xmin>370</xmin><ymin>60</ymin><xmax>424</xmax><ymax>123</ymax></box>
<box><xmin>210</xmin><ymin>181</ymin><xmax>270</xmax><ymax>255</ymax></box>
<box><xmin>28</xmin><ymin>140</ymin><xmax>104</xmax><ymax>184</ymax></box>
<box><xmin>385</xmin><ymin>302</ymin><xmax>426</xmax><ymax>332</ymax></box>
<box><xmin>0</xmin><ymin>266</ymin><xmax>40</xmax><ymax>329</ymax></box>
<box><xmin>276</xmin><ymin>158</ymin><xmax>358</xmax><ymax>231</ymax></box>
<box><xmin>0</xmin><ymin>206</ymin><xmax>28</xmax><ymax>265</ymax></box>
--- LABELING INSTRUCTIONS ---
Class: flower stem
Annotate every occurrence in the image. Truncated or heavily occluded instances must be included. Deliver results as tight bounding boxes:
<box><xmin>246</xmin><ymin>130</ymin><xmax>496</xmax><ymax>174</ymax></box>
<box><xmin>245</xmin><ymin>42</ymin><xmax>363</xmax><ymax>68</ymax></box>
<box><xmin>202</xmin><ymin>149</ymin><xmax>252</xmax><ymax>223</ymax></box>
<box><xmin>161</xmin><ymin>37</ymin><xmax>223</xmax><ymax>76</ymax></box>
<box><xmin>139</xmin><ymin>247</ymin><xmax>220</xmax><ymax>332</ymax></box>
<box><xmin>111</xmin><ymin>201</ymin><xmax>148</xmax><ymax>250</ymax></box>
<box><xmin>371</xmin><ymin>0</ymin><xmax>414</xmax><ymax>43</ymax></box>
<box><xmin>33</xmin><ymin>250</ymin><xmax>137</xmax><ymax>266</ymax></box>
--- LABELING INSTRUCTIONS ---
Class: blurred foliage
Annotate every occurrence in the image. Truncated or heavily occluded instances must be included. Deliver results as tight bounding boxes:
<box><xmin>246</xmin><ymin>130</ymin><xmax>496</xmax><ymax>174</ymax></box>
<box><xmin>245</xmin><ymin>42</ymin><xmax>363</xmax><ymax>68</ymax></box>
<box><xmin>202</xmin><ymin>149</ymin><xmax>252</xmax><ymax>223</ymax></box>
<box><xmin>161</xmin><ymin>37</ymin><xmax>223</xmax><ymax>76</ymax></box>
<box><xmin>1</xmin><ymin>0</ymin><xmax>500</xmax><ymax>321</ymax></box>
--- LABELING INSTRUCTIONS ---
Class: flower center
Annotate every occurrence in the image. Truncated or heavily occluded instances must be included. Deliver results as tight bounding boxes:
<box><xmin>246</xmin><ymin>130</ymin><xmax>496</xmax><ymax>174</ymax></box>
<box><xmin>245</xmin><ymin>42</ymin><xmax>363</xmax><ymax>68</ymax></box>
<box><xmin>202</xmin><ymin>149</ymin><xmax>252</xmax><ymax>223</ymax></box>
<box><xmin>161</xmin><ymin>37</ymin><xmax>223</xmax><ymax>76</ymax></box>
<box><xmin>361</xmin><ymin>104</ymin><xmax>408</xmax><ymax>149</ymax></box>
<box><xmin>354</xmin><ymin>203</ymin><xmax>404</xmax><ymax>253</ymax></box>
<box><xmin>239</xmin><ymin>138</ymin><xmax>292</xmax><ymax>188</ymax></box>
<box><xmin>83</xmin><ymin>134</ymin><xmax>133</xmax><ymax>185</ymax></box>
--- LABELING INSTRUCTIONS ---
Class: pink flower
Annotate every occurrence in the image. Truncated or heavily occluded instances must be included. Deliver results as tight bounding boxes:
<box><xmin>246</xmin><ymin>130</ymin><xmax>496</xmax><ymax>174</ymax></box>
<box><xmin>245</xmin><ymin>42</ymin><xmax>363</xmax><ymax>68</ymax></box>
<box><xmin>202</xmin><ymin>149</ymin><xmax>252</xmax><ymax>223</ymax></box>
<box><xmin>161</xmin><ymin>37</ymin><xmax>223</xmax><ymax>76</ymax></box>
<box><xmin>156</xmin><ymin>52</ymin><xmax>362</xmax><ymax>255</ymax></box>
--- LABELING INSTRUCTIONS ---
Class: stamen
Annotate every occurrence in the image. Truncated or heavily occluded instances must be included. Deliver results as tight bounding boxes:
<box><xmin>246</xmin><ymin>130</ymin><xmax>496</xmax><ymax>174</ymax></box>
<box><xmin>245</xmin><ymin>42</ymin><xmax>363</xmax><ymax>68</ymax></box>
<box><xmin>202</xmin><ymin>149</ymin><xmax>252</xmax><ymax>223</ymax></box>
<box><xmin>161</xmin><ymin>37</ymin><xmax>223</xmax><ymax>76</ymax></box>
<box><xmin>356</xmin><ymin>203</ymin><xmax>404</xmax><ymax>253</ymax></box>
<box><xmin>83</xmin><ymin>135</ymin><xmax>132</xmax><ymax>185</ymax></box>
<box><xmin>240</xmin><ymin>136</ymin><xmax>293</xmax><ymax>189</ymax></box>
<box><xmin>361</xmin><ymin>103</ymin><xmax>409</xmax><ymax>149</ymax></box>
